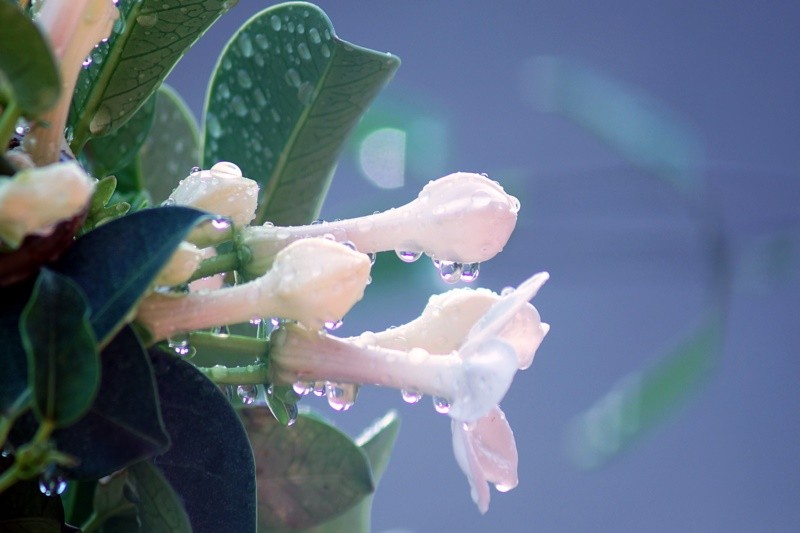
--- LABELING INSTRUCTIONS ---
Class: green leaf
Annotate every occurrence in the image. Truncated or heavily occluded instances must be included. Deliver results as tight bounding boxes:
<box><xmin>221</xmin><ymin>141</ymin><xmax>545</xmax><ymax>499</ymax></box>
<box><xmin>51</xmin><ymin>206</ymin><xmax>209</xmax><ymax>344</ymax></box>
<box><xmin>303</xmin><ymin>410</ymin><xmax>401</xmax><ymax>533</ymax></box>
<box><xmin>20</xmin><ymin>269</ymin><xmax>99</xmax><ymax>427</ymax></box>
<box><xmin>0</xmin><ymin>279</ymin><xmax>35</xmax><ymax>412</ymax></box>
<box><xmin>82</xmin><ymin>92</ymin><xmax>157</xmax><ymax>180</ymax></box>
<box><xmin>10</xmin><ymin>326</ymin><xmax>171</xmax><ymax>480</ymax></box>
<box><xmin>138</xmin><ymin>84</ymin><xmax>201</xmax><ymax>204</ymax></box>
<box><xmin>0</xmin><ymin>1</ymin><xmax>59</xmax><ymax>114</ymax></box>
<box><xmin>68</xmin><ymin>0</ymin><xmax>237</xmax><ymax>150</ymax></box>
<box><xmin>128</xmin><ymin>461</ymin><xmax>191</xmax><ymax>533</ymax></box>
<box><xmin>241</xmin><ymin>408</ymin><xmax>374</xmax><ymax>531</ymax></box>
<box><xmin>0</xmin><ymin>455</ymin><xmax>72</xmax><ymax>533</ymax></box>
<box><xmin>148</xmin><ymin>348</ymin><xmax>256</xmax><ymax>532</ymax></box>
<box><xmin>203</xmin><ymin>2</ymin><xmax>400</xmax><ymax>225</ymax></box>
<box><xmin>568</xmin><ymin>315</ymin><xmax>721</xmax><ymax>468</ymax></box>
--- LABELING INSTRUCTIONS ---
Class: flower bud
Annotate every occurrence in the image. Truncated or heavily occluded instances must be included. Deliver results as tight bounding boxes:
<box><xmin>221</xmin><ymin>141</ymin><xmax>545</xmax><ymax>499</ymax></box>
<box><xmin>154</xmin><ymin>242</ymin><xmax>203</xmax><ymax>287</ymax></box>
<box><xmin>0</xmin><ymin>161</ymin><xmax>95</xmax><ymax>248</ymax></box>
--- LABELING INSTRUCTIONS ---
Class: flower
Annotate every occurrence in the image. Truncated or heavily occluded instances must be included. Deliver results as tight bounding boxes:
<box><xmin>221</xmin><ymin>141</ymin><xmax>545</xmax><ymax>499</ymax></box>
<box><xmin>136</xmin><ymin>237</ymin><xmax>371</xmax><ymax>340</ymax></box>
<box><xmin>239</xmin><ymin>172</ymin><xmax>520</xmax><ymax>276</ymax></box>
<box><xmin>153</xmin><ymin>242</ymin><xmax>204</xmax><ymax>287</ymax></box>
<box><xmin>271</xmin><ymin>273</ymin><xmax>549</xmax><ymax>423</ymax></box>
<box><xmin>168</xmin><ymin>162</ymin><xmax>259</xmax><ymax>228</ymax></box>
<box><xmin>0</xmin><ymin>161</ymin><xmax>95</xmax><ymax>248</ymax></box>
<box><xmin>26</xmin><ymin>0</ymin><xmax>119</xmax><ymax>165</ymax></box>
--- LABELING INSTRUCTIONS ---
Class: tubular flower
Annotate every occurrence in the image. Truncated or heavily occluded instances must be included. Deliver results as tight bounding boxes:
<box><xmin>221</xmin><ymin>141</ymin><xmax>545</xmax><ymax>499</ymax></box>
<box><xmin>136</xmin><ymin>237</ymin><xmax>371</xmax><ymax>340</ymax></box>
<box><xmin>168</xmin><ymin>162</ymin><xmax>259</xmax><ymax>228</ymax></box>
<box><xmin>0</xmin><ymin>161</ymin><xmax>95</xmax><ymax>248</ymax></box>
<box><xmin>239</xmin><ymin>172</ymin><xmax>520</xmax><ymax>277</ymax></box>
<box><xmin>26</xmin><ymin>0</ymin><xmax>119</xmax><ymax>164</ymax></box>
<box><xmin>270</xmin><ymin>272</ymin><xmax>549</xmax><ymax>423</ymax></box>
<box><xmin>153</xmin><ymin>242</ymin><xmax>204</xmax><ymax>287</ymax></box>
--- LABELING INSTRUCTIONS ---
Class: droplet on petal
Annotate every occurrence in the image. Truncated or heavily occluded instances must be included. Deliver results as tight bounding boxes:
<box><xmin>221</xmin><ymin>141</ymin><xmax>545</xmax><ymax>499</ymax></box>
<box><xmin>395</xmin><ymin>250</ymin><xmax>422</xmax><ymax>263</ymax></box>
<box><xmin>433</xmin><ymin>396</ymin><xmax>451</xmax><ymax>414</ymax></box>
<box><xmin>401</xmin><ymin>389</ymin><xmax>423</xmax><ymax>404</ymax></box>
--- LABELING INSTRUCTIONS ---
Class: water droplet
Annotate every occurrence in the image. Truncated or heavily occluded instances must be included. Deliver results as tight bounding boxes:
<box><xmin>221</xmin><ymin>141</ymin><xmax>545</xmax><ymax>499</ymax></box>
<box><xmin>270</xmin><ymin>109</ymin><xmax>281</xmax><ymax>123</ymax></box>
<box><xmin>136</xmin><ymin>12</ymin><xmax>158</xmax><ymax>27</ymax></box>
<box><xmin>326</xmin><ymin>382</ymin><xmax>358</xmax><ymax>411</ymax></box>
<box><xmin>82</xmin><ymin>56</ymin><xmax>93</xmax><ymax>68</ymax></box>
<box><xmin>312</xmin><ymin>381</ymin><xmax>326</xmax><ymax>397</ymax></box>
<box><xmin>324</xmin><ymin>319</ymin><xmax>343</xmax><ymax>331</ymax></box>
<box><xmin>396</xmin><ymin>250</ymin><xmax>422</xmax><ymax>263</ymax></box>
<box><xmin>270</xmin><ymin>317</ymin><xmax>283</xmax><ymax>328</ymax></box>
<box><xmin>211</xmin><ymin>324</ymin><xmax>230</xmax><ymax>336</ymax></box>
<box><xmin>408</xmin><ymin>347</ymin><xmax>429</xmax><ymax>364</ymax></box>
<box><xmin>190</xmin><ymin>166</ymin><xmax>201</xmax><ymax>173</ymax></box>
<box><xmin>206</xmin><ymin>112</ymin><xmax>222</xmax><ymax>138</ymax></box>
<box><xmin>231</xmin><ymin>94</ymin><xmax>247</xmax><ymax>117</ymax></box>
<box><xmin>236</xmin><ymin>69</ymin><xmax>253</xmax><ymax>89</ymax></box>
<box><xmin>253</xmin><ymin>88</ymin><xmax>268</xmax><ymax>107</ymax></box>
<box><xmin>38</xmin><ymin>467</ymin><xmax>67</xmax><ymax>497</ymax></box>
<box><xmin>471</xmin><ymin>189</ymin><xmax>492</xmax><ymax>207</ymax></box>
<box><xmin>161</xmin><ymin>197</ymin><xmax>176</xmax><ymax>206</ymax></box>
<box><xmin>283</xmin><ymin>68</ymin><xmax>301</xmax><ymax>88</ymax></box>
<box><xmin>293</xmin><ymin>381</ymin><xmax>313</xmax><ymax>395</ymax></box>
<box><xmin>309</xmin><ymin>27</ymin><xmax>321</xmax><ymax>44</ymax></box>
<box><xmin>320</xmin><ymin>43</ymin><xmax>331</xmax><ymax>58</ymax></box>
<box><xmin>366</xmin><ymin>252</ymin><xmax>377</xmax><ymax>265</ymax></box>
<box><xmin>500</xmin><ymin>286</ymin><xmax>514</xmax><ymax>296</ymax></box>
<box><xmin>433</xmin><ymin>396</ymin><xmax>451</xmax><ymax>414</ymax></box>
<box><xmin>297</xmin><ymin>42</ymin><xmax>312</xmax><ymax>60</ymax></box>
<box><xmin>495</xmin><ymin>482</ymin><xmax>515</xmax><ymax>493</ymax></box>
<box><xmin>286</xmin><ymin>403</ymin><xmax>298</xmax><ymax>425</ymax></box>
<box><xmin>439</xmin><ymin>261</ymin><xmax>462</xmax><ymax>283</ymax></box>
<box><xmin>255</xmin><ymin>33</ymin><xmax>269</xmax><ymax>50</ymax></box>
<box><xmin>237</xmin><ymin>385</ymin><xmax>257</xmax><ymax>405</ymax></box>
<box><xmin>210</xmin><ymin>161</ymin><xmax>242</xmax><ymax>178</ymax></box>
<box><xmin>270</xmin><ymin>15</ymin><xmax>282</xmax><ymax>31</ymax></box>
<box><xmin>211</xmin><ymin>217</ymin><xmax>231</xmax><ymax>230</ymax></box>
<box><xmin>460</xmin><ymin>262</ymin><xmax>480</xmax><ymax>282</ymax></box>
<box><xmin>89</xmin><ymin>106</ymin><xmax>112</xmax><ymax>135</ymax></box>
<box><xmin>401</xmin><ymin>389</ymin><xmax>423</xmax><ymax>404</ymax></box>
<box><xmin>168</xmin><ymin>334</ymin><xmax>191</xmax><ymax>357</ymax></box>
<box><xmin>238</xmin><ymin>33</ymin><xmax>254</xmax><ymax>57</ymax></box>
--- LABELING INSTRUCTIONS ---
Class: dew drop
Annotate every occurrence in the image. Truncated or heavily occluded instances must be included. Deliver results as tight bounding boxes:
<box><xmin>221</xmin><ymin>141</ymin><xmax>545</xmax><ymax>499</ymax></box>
<box><xmin>255</xmin><ymin>33</ymin><xmax>270</xmax><ymax>50</ymax></box>
<box><xmin>324</xmin><ymin>319</ymin><xmax>343</xmax><ymax>331</ymax></box>
<box><xmin>236</xmin><ymin>69</ymin><xmax>253</xmax><ymax>89</ymax></box>
<box><xmin>190</xmin><ymin>166</ymin><xmax>202</xmax><ymax>173</ymax></box>
<box><xmin>495</xmin><ymin>482</ymin><xmax>515</xmax><ymax>493</ymax></box>
<box><xmin>231</xmin><ymin>94</ymin><xmax>248</xmax><ymax>117</ymax></box>
<box><xmin>471</xmin><ymin>189</ymin><xmax>492</xmax><ymax>207</ymax></box>
<box><xmin>297</xmin><ymin>42</ymin><xmax>312</xmax><ymax>60</ymax></box>
<box><xmin>168</xmin><ymin>333</ymin><xmax>191</xmax><ymax>357</ymax></box>
<box><xmin>401</xmin><ymin>389</ymin><xmax>423</xmax><ymax>404</ymax></box>
<box><xmin>270</xmin><ymin>14</ymin><xmax>282</xmax><ymax>31</ymax></box>
<box><xmin>460</xmin><ymin>262</ymin><xmax>480</xmax><ymax>282</ymax></box>
<box><xmin>408</xmin><ymin>347</ymin><xmax>429</xmax><ymax>364</ymax></box>
<box><xmin>38</xmin><ymin>467</ymin><xmax>67</xmax><ymax>497</ymax></box>
<box><xmin>433</xmin><ymin>396</ymin><xmax>451</xmax><ymax>414</ymax></box>
<box><xmin>237</xmin><ymin>385</ymin><xmax>257</xmax><ymax>405</ymax></box>
<box><xmin>395</xmin><ymin>250</ymin><xmax>422</xmax><ymax>263</ymax></box>
<box><xmin>312</xmin><ymin>381</ymin><xmax>326</xmax><ymax>397</ymax></box>
<box><xmin>293</xmin><ymin>381</ymin><xmax>313</xmax><ymax>395</ymax></box>
<box><xmin>211</xmin><ymin>324</ymin><xmax>230</xmax><ymax>336</ymax></box>
<box><xmin>82</xmin><ymin>56</ymin><xmax>93</xmax><ymax>68</ymax></box>
<box><xmin>297</xmin><ymin>81</ymin><xmax>313</xmax><ymax>105</ymax></box>
<box><xmin>210</xmin><ymin>161</ymin><xmax>242</xmax><ymax>178</ymax></box>
<box><xmin>206</xmin><ymin>112</ymin><xmax>222</xmax><ymax>138</ymax></box>
<box><xmin>320</xmin><ymin>43</ymin><xmax>331</xmax><ymax>58</ymax></box>
<box><xmin>136</xmin><ymin>12</ymin><xmax>158</xmax><ymax>27</ymax></box>
<box><xmin>238</xmin><ymin>33</ymin><xmax>254</xmax><ymax>57</ymax></box>
<box><xmin>326</xmin><ymin>382</ymin><xmax>358</xmax><ymax>412</ymax></box>
<box><xmin>438</xmin><ymin>261</ymin><xmax>462</xmax><ymax>284</ymax></box>
<box><xmin>211</xmin><ymin>217</ymin><xmax>231</xmax><ymax>230</ymax></box>
<box><xmin>366</xmin><ymin>252</ymin><xmax>377</xmax><ymax>265</ymax></box>
<box><xmin>286</xmin><ymin>403</ymin><xmax>298</xmax><ymax>425</ymax></box>
<box><xmin>308</xmin><ymin>27</ymin><xmax>321</xmax><ymax>44</ymax></box>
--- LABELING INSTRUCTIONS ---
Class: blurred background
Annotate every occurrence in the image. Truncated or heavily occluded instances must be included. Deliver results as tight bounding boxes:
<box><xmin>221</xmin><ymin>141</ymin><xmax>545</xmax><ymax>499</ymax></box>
<box><xmin>167</xmin><ymin>1</ymin><xmax>800</xmax><ymax>531</ymax></box>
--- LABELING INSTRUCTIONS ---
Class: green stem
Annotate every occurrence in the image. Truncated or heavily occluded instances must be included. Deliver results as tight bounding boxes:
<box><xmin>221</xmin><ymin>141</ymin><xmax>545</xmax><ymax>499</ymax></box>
<box><xmin>0</xmin><ymin>391</ymin><xmax>31</xmax><ymax>447</ymax></box>
<box><xmin>0</xmin><ymin>101</ymin><xmax>21</xmax><ymax>152</ymax></box>
<box><xmin>0</xmin><ymin>461</ymin><xmax>20</xmax><ymax>493</ymax></box>
<box><xmin>188</xmin><ymin>251</ymin><xmax>239</xmax><ymax>282</ymax></box>
<box><xmin>190</xmin><ymin>331</ymin><xmax>268</xmax><ymax>357</ymax></box>
<box><xmin>197</xmin><ymin>362</ymin><xmax>270</xmax><ymax>385</ymax></box>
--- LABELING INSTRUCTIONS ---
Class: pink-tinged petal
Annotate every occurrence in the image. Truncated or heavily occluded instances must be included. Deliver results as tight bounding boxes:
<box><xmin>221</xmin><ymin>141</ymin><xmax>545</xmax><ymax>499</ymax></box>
<box><xmin>471</xmin><ymin>405</ymin><xmax>519</xmax><ymax>492</ymax></box>
<box><xmin>452</xmin><ymin>418</ymin><xmax>491</xmax><ymax>514</ymax></box>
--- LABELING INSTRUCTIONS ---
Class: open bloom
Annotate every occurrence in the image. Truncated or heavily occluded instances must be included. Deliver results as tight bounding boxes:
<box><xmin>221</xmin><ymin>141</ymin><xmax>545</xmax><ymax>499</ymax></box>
<box><xmin>0</xmin><ymin>161</ymin><xmax>95</xmax><ymax>248</ymax></box>
<box><xmin>137</xmin><ymin>237</ymin><xmax>371</xmax><ymax>340</ymax></box>
<box><xmin>26</xmin><ymin>0</ymin><xmax>119</xmax><ymax>164</ymax></box>
<box><xmin>240</xmin><ymin>172</ymin><xmax>520</xmax><ymax>277</ymax></box>
<box><xmin>271</xmin><ymin>272</ymin><xmax>549</xmax><ymax>423</ymax></box>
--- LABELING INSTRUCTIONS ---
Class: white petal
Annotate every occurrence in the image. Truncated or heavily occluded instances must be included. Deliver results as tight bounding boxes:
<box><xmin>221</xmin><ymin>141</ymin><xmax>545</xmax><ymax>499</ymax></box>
<box><xmin>449</xmin><ymin>338</ymin><xmax>518</xmax><ymax>422</ymax></box>
<box><xmin>452</xmin><ymin>419</ymin><xmax>491</xmax><ymax>514</ymax></box>
<box><xmin>471</xmin><ymin>406</ymin><xmax>519</xmax><ymax>492</ymax></box>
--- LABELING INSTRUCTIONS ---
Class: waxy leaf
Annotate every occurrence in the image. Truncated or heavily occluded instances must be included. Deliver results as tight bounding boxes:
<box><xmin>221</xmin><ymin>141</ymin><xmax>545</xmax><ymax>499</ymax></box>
<box><xmin>138</xmin><ymin>84</ymin><xmax>201</xmax><ymax>203</ymax></box>
<box><xmin>241</xmin><ymin>409</ymin><xmax>374</xmax><ymax>530</ymax></box>
<box><xmin>0</xmin><ymin>279</ymin><xmax>34</xmax><ymax>412</ymax></box>
<box><xmin>203</xmin><ymin>2</ymin><xmax>400</xmax><ymax>225</ymax></box>
<box><xmin>128</xmin><ymin>461</ymin><xmax>191</xmax><ymax>533</ymax></box>
<box><xmin>305</xmin><ymin>410</ymin><xmax>401</xmax><ymax>533</ymax></box>
<box><xmin>149</xmin><ymin>349</ymin><xmax>256</xmax><ymax>533</ymax></box>
<box><xmin>49</xmin><ymin>326</ymin><xmax>169</xmax><ymax>479</ymax></box>
<box><xmin>68</xmin><ymin>0</ymin><xmax>237</xmax><ymax>150</ymax></box>
<box><xmin>82</xmin><ymin>92</ymin><xmax>157</xmax><ymax>180</ymax></box>
<box><xmin>52</xmin><ymin>206</ymin><xmax>209</xmax><ymax>344</ymax></box>
<box><xmin>21</xmin><ymin>269</ymin><xmax>99</xmax><ymax>427</ymax></box>
<box><xmin>0</xmin><ymin>455</ymin><xmax>74</xmax><ymax>533</ymax></box>
<box><xmin>0</xmin><ymin>1</ymin><xmax>59</xmax><ymax>114</ymax></box>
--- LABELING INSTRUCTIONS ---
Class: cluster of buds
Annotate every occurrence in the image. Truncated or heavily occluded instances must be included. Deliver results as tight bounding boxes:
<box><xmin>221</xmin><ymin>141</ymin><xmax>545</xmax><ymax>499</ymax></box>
<box><xmin>136</xmin><ymin>162</ymin><xmax>550</xmax><ymax>513</ymax></box>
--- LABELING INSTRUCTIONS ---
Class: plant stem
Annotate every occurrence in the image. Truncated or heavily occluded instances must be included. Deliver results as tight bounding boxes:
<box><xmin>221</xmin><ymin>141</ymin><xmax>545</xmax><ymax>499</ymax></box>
<box><xmin>188</xmin><ymin>251</ymin><xmax>238</xmax><ymax>282</ymax></box>
<box><xmin>197</xmin><ymin>362</ymin><xmax>270</xmax><ymax>385</ymax></box>
<box><xmin>0</xmin><ymin>101</ymin><xmax>21</xmax><ymax>153</ymax></box>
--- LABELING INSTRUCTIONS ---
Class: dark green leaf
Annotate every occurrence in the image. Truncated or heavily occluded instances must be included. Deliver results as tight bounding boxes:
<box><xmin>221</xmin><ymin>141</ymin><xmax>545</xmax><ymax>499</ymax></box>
<box><xmin>303</xmin><ymin>410</ymin><xmax>401</xmax><ymax>533</ymax></box>
<box><xmin>82</xmin><ymin>92</ymin><xmax>157</xmax><ymax>180</ymax></box>
<box><xmin>52</xmin><ymin>206</ymin><xmax>209</xmax><ymax>344</ymax></box>
<box><xmin>241</xmin><ymin>409</ymin><xmax>374</xmax><ymax>531</ymax></box>
<box><xmin>128</xmin><ymin>460</ymin><xmax>191</xmax><ymax>532</ymax></box>
<box><xmin>569</xmin><ymin>315</ymin><xmax>721</xmax><ymax>468</ymax></box>
<box><xmin>69</xmin><ymin>0</ymin><xmax>237</xmax><ymax>149</ymax></box>
<box><xmin>0</xmin><ymin>279</ymin><xmax>35</xmax><ymax>412</ymax></box>
<box><xmin>139</xmin><ymin>84</ymin><xmax>201</xmax><ymax>204</ymax></box>
<box><xmin>148</xmin><ymin>348</ymin><xmax>256</xmax><ymax>533</ymax></box>
<box><xmin>0</xmin><ymin>455</ymin><xmax>70</xmax><ymax>533</ymax></box>
<box><xmin>28</xmin><ymin>326</ymin><xmax>170</xmax><ymax>480</ymax></box>
<box><xmin>21</xmin><ymin>269</ymin><xmax>99</xmax><ymax>427</ymax></box>
<box><xmin>61</xmin><ymin>480</ymin><xmax>96</xmax><ymax>526</ymax></box>
<box><xmin>203</xmin><ymin>2</ymin><xmax>400</xmax><ymax>225</ymax></box>
<box><xmin>0</xmin><ymin>2</ymin><xmax>59</xmax><ymax>113</ymax></box>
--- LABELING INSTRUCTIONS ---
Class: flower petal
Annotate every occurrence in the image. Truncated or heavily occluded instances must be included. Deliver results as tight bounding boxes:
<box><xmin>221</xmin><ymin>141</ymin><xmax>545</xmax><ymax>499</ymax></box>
<box><xmin>452</xmin><ymin>417</ymin><xmax>491</xmax><ymax>514</ymax></box>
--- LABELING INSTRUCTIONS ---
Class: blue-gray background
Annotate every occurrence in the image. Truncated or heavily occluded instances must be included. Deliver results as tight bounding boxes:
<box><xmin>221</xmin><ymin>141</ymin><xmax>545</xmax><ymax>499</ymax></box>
<box><xmin>168</xmin><ymin>2</ymin><xmax>799</xmax><ymax>531</ymax></box>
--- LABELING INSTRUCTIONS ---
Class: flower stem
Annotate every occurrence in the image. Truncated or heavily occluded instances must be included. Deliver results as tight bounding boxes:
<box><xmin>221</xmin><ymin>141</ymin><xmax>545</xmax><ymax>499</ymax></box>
<box><xmin>197</xmin><ymin>362</ymin><xmax>270</xmax><ymax>385</ymax></box>
<box><xmin>188</xmin><ymin>251</ymin><xmax>238</xmax><ymax>282</ymax></box>
<box><xmin>189</xmin><ymin>331</ymin><xmax>268</xmax><ymax>363</ymax></box>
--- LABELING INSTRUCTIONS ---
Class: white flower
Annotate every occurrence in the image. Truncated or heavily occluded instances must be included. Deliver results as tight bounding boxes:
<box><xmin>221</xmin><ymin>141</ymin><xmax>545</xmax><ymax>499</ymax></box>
<box><xmin>271</xmin><ymin>272</ymin><xmax>549</xmax><ymax>423</ymax></box>
<box><xmin>153</xmin><ymin>242</ymin><xmax>204</xmax><ymax>287</ymax></box>
<box><xmin>26</xmin><ymin>0</ymin><xmax>119</xmax><ymax>165</ymax></box>
<box><xmin>240</xmin><ymin>172</ymin><xmax>520</xmax><ymax>276</ymax></box>
<box><xmin>0</xmin><ymin>161</ymin><xmax>95</xmax><ymax>248</ymax></box>
<box><xmin>168</xmin><ymin>162</ymin><xmax>259</xmax><ymax>228</ymax></box>
<box><xmin>136</xmin><ymin>237</ymin><xmax>371</xmax><ymax>340</ymax></box>
<box><xmin>452</xmin><ymin>406</ymin><xmax>518</xmax><ymax>514</ymax></box>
